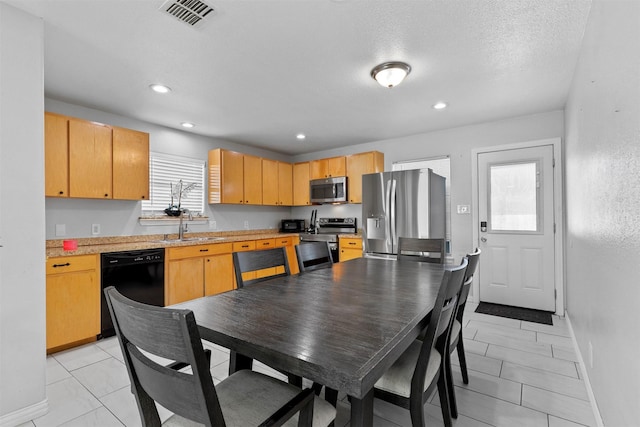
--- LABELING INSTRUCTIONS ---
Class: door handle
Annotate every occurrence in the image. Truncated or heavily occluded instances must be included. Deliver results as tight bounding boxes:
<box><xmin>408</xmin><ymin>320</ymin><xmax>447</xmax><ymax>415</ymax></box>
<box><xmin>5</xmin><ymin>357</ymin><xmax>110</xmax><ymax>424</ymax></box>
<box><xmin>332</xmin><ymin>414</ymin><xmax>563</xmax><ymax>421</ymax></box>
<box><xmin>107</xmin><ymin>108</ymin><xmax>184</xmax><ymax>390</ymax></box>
<box><xmin>480</xmin><ymin>237</ymin><xmax>487</xmax><ymax>243</ymax></box>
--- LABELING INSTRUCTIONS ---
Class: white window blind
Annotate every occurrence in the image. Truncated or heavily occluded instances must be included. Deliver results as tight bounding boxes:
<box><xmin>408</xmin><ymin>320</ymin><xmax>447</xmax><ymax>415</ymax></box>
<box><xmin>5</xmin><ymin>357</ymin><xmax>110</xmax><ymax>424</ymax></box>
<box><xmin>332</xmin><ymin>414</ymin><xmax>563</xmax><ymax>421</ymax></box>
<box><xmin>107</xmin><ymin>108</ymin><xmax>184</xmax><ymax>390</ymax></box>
<box><xmin>141</xmin><ymin>152</ymin><xmax>205</xmax><ymax>214</ymax></box>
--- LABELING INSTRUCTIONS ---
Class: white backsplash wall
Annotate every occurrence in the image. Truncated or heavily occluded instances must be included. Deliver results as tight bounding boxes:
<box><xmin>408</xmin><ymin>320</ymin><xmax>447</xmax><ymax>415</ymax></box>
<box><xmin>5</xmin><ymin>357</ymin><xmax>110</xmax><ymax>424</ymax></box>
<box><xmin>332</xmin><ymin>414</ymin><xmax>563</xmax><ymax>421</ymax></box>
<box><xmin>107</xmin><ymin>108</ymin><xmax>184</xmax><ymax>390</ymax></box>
<box><xmin>45</xmin><ymin>198</ymin><xmax>292</xmax><ymax>239</ymax></box>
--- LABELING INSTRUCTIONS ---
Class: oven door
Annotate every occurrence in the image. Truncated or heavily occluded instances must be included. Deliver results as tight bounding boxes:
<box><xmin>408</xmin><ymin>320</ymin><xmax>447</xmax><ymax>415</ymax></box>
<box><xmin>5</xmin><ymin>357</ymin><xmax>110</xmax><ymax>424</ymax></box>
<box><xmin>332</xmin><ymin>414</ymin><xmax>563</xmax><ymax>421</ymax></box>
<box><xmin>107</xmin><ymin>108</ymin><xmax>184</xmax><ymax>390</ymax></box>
<box><xmin>299</xmin><ymin>237</ymin><xmax>339</xmax><ymax>263</ymax></box>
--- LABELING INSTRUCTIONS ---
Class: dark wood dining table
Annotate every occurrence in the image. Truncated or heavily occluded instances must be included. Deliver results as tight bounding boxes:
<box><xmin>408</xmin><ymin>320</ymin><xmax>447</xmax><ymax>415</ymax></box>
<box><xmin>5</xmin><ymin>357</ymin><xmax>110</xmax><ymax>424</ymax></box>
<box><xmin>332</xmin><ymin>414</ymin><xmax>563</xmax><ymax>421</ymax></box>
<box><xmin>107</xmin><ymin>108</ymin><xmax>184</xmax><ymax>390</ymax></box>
<box><xmin>175</xmin><ymin>256</ymin><xmax>446</xmax><ymax>427</ymax></box>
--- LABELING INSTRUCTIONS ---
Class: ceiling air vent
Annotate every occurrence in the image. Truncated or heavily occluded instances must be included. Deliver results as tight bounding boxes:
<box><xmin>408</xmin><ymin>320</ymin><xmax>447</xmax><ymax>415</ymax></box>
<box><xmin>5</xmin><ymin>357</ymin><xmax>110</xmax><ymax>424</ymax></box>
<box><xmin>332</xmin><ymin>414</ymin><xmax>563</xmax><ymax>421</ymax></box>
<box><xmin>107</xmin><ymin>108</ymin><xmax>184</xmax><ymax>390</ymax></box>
<box><xmin>159</xmin><ymin>0</ymin><xmax>215</xmax><ymax>27</ymax></box>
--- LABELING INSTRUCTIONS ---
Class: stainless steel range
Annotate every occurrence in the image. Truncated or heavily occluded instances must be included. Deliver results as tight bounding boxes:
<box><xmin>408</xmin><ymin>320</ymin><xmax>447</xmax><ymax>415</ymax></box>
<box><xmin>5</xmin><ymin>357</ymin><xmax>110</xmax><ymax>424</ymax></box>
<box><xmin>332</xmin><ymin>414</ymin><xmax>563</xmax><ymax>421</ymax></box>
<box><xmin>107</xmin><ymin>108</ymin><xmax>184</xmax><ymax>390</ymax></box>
<box><xmin>299</xmin><ymin>217</ymin><xmax>357</xmax><ymax>262</ymax></box>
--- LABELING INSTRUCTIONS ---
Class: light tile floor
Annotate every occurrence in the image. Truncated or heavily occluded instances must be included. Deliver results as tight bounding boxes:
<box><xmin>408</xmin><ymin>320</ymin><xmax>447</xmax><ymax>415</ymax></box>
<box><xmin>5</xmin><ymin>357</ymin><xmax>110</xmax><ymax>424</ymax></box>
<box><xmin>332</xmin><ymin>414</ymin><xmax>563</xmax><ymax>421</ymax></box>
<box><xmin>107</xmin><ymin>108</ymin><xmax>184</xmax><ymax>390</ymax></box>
<box><xmin>21</xmin><ymin>302</ymin><xmax>596</xmax><ymax>427</ymax></box>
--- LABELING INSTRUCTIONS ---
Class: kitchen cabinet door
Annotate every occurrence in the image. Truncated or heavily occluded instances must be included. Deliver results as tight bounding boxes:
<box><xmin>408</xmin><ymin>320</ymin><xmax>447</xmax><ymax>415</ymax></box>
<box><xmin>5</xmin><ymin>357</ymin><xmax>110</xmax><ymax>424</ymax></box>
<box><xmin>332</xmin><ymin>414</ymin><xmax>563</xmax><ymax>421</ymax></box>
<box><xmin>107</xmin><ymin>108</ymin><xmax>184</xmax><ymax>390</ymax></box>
<box><xmin>209</xmin><ymin>149</ymin><xmax>244</xmax><ymax>204</ymax></box>
<box><xmin>262</xmin><ymin>158</ymin><xmax>279</xmax><ymax>205</ymax></box>
<box><xmin>346</xmin><ymin>151</ymin><xmax>384</xmax><ymax>203</ymax></box>
<box><xmin>112</xmin><ymin>126</ymin><xmax>149</xmax><ymax>200</ymax></box>
<box><xmin>46</xmin><ymin>254</ymin><xmax>99</xmax><ymax>351</ymax></box>
<box><xmin>204</xmin><ymin>253</ymin><xmax>235</xmax><ymax>295</ymax></box>
<box><xmin>243</xmin><ymin>154</ymin><xmax>263</xmax><ymax>205</ymax></box>
<box><xmin>293</xmin><ymin>162</ymin><xmax>311</xmax><ymax>206</ymax></box>
<box><xmin>44</xmin><ymin>112</ymin><xmax>69</xmax><ymax>197</ymax></box>
<box><xmin>340</xmin><ymin>237</ymin><xmax>363</xmax><ymax>262</ymax></box>
<box><xmin>310</xmin><ymin>156</ymin><xmax>346</xmax><ymax>179</ymax></box>
<box><xmin>278</xmin><ymin>162</ymin><xmax>293</xmax><ymax>206</ymax></box>
<box><xmin>69</xmin><ymin>118</ymin><xmax>113</xmax><ymax>199</ymax></box>
<box><xmin>166</xmin><ymin>257</ymin><xmax>204</xmax><ymax>305</ymax></box>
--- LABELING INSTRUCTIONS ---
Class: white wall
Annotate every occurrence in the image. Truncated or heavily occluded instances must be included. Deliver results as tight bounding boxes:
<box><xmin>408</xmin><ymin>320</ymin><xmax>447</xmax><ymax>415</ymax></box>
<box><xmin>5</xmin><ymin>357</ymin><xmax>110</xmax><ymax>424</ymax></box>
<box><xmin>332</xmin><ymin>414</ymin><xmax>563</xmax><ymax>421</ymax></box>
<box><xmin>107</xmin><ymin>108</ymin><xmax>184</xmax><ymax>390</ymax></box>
<box><xmin>292</xmin><ymin>110</ymin><xmax>564</xmax><ymax>263</ymax></box>
<box><xmin>0</xmin><ymin>3</ymin><xmax>47</xmax><ymax>425</ymax></box>
<box><xmin>564</xmin><ymin>0</ymin><xmax>640</xmax><ymax>425</ymax></box>
<box><xmin>44</xmin><ymin>99</ymin><xmax>293</xmax><ymax>238</ymax></box>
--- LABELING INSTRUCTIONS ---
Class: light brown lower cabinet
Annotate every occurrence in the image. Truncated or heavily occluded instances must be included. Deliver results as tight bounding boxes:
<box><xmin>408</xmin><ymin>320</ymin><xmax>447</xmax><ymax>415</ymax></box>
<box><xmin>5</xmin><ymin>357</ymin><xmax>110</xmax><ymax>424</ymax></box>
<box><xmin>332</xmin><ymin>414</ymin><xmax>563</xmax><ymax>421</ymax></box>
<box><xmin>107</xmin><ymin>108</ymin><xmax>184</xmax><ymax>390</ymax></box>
<box><xmin>46</xmin><ymin>254</ymin><xmax>100</xmax><ymax>352</ymax></box>
<box><xmin>339</xmin><ymin>236</ymin><xmax>363</xmax><ymax>262</ymax></box>
<box><xmin>166</xmin><ymin>243</ymin><xmax>234</xmax><ymax>305</ymax></box>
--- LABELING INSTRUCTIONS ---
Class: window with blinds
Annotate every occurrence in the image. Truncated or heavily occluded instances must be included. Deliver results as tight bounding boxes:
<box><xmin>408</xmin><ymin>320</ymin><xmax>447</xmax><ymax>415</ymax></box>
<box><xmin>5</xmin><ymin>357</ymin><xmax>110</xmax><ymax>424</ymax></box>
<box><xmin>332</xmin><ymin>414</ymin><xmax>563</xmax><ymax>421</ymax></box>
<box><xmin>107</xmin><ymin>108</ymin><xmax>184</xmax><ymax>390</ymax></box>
<box><xmin>141</xmin><ymin>152</ymin><xmax>205</xmax><ymax>214</ymax></box>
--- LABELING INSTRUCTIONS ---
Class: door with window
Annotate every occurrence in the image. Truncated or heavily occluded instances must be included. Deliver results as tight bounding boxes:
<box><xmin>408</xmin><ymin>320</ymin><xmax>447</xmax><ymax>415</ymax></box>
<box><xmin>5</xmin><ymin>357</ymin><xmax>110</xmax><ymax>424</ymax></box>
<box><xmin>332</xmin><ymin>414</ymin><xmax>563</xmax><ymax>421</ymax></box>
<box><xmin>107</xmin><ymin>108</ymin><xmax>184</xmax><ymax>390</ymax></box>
<box><xmin>477</xmin><ymin>145</ymin><xmax>555</xmax><ymax>311</ymax></box>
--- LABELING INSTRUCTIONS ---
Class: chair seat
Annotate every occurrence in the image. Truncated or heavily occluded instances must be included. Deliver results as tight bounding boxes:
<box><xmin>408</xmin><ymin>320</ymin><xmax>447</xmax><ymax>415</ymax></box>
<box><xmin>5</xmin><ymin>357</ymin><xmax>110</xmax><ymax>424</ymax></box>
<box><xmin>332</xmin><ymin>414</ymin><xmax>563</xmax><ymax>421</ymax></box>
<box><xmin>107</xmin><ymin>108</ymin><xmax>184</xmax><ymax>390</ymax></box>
<box><xmin>450</xmin><ymin>319</ymin><xmax>461</xmax><ymax>342</ymax></box>
<box><xmin>163</xmin><ymin>370</ymin><xmax>336</xmax><ymax>427</ymax></box>
<box><xmin>374</xmin><ymin>340</ymin><xmax>442</xmax><ymax>399</ymax></box>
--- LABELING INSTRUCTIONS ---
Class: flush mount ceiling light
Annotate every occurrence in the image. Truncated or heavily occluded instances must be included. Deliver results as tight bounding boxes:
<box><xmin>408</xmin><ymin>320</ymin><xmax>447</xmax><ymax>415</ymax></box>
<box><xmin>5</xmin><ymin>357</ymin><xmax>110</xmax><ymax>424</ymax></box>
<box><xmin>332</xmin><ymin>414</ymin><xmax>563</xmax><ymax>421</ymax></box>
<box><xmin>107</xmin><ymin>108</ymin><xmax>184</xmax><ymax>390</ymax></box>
<box><xmin>433</xmin><ymin>102</ymin><xmax>448</xmax><ymax>110</ymax></box>
<box><xmin>149</xmin><ymin>84</ymin><xmax>171</xmax><ymax>94</ymax></box>
<box><xmin>181</xmin><ymin>122</ymin><xmax>195</xmax><ymax>128</ymax></box>
<box><xmin>370</xmin><ymin>61</ymin><xmax>411</xmax><ymax>88</ymax></box>
<box><xmin>296</xmin><ymin>133</ymin><xmax>306</xmax><ymax>140</ymax></box>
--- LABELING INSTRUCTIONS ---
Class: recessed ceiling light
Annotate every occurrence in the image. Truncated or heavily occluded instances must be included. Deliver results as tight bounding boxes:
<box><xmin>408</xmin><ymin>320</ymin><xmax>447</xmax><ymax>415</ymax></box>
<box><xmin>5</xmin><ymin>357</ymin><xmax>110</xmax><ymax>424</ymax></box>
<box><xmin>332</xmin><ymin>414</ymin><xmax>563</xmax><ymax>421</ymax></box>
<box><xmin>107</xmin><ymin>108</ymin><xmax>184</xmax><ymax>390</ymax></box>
<box><xmin>181</xmin><ymin>122</ymin><xmax>195</xmax><ymax>128</ymax></box>
<box><xmin>149</xmin><ymin>84</ymin><xmax>172</xmax><ymax>94</ymax></box>
<box><xmin>433</xmin><ymin>102</ymin><xmax>448</xmax><ymax>110</ymax></box>
<box><xmin>296</xmin><ymin>133</ymin><xmax>306</xmax><ymax>140</ymax></box>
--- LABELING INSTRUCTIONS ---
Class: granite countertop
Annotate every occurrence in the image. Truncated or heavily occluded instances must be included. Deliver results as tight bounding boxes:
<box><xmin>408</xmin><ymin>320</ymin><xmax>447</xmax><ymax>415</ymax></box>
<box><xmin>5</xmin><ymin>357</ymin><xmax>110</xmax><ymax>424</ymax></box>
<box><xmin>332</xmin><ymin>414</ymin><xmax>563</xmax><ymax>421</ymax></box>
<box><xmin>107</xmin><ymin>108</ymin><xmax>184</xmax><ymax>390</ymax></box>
<box><xmin>46</xmin><ymin>229</ymin><xmax>301</xmax><ymax>258</ymax></box>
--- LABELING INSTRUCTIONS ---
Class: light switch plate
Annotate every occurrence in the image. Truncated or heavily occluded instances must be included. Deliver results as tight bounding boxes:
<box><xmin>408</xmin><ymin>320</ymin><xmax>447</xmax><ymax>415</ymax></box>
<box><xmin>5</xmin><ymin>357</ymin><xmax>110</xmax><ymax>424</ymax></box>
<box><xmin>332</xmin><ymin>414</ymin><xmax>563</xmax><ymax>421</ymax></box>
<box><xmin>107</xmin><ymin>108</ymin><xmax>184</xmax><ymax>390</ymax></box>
<box><xmin>457</xmin><ymin>205</ymin><xmax>471</xmax><ymax>214</ymax></box>
<box><xmin>92</xmin><ymin>224</ymin><xmax>101</xmax><ymax>235</ymax></box>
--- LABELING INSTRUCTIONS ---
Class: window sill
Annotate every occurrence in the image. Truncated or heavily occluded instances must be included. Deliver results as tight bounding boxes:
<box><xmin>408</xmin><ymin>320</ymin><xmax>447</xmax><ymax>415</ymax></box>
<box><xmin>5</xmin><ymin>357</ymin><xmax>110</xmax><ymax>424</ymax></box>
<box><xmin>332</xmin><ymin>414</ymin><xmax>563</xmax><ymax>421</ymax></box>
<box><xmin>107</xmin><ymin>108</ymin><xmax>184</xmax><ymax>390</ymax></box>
<box><xmin>139</xmin><ymin>216</ymin><xmax>209</xmax><ymax>226</ymax></box>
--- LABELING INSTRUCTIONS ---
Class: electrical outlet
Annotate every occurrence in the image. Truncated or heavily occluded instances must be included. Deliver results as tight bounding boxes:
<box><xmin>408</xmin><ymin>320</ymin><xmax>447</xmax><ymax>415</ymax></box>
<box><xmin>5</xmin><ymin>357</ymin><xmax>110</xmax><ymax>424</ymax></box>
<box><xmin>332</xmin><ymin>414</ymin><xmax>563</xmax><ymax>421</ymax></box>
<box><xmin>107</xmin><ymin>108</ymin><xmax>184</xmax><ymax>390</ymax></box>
<box><xmin>91</xmin><ymin>224</ymin><xmax>101</xmax><ymax>235</ymax></box>
<box><xmin>588</xmin><ymin>341</ymin><xmax>593</xmax><ymax>368</ymax></box>
<box><xmin>244</xmin><ymin>220</ymin><xmax>249</xmax><ymax>230</ymax></box>
<box><xmin>209</xmin><ymin>220</ymin><xmax>217</xmax><ymax>230</ymax></box>
<box><xmin>55</xmin><ymin>224</ymin><xmax>66</xmax><ymax>237</ymax></box>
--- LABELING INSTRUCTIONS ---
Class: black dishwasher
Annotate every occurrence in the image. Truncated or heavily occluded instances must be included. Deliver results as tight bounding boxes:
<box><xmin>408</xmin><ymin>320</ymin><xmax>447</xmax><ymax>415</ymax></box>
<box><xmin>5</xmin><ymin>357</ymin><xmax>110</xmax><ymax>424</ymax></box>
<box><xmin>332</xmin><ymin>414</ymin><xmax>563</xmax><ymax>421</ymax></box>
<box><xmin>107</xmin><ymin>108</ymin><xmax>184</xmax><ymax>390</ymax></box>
<box><xmin>100</xmin><ymin>249</ymin><xmax>165</xmax><ymax>337</ymax></box>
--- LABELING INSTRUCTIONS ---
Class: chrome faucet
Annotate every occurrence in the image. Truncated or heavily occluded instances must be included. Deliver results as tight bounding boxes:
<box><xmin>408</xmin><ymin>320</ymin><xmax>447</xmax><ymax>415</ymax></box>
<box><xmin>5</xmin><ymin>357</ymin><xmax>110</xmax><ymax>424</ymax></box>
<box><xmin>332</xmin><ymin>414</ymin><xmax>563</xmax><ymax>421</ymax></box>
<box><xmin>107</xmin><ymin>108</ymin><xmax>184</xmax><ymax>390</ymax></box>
<box><xmin>178</xmin><ymin>210</ymin><xmax>192</xmax><ymax>240</ymax></box>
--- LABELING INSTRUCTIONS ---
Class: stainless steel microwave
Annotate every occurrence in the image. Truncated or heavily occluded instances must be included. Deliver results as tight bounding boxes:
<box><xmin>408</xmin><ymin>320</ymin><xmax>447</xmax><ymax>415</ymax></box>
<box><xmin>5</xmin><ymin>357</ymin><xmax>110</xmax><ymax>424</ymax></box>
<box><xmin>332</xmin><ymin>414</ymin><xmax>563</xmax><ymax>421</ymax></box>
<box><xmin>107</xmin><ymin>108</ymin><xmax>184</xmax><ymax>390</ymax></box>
<box><xmin>310</xmin><ymin>176</ymin><xmax>348</xmax><ymax>204</ymax></box>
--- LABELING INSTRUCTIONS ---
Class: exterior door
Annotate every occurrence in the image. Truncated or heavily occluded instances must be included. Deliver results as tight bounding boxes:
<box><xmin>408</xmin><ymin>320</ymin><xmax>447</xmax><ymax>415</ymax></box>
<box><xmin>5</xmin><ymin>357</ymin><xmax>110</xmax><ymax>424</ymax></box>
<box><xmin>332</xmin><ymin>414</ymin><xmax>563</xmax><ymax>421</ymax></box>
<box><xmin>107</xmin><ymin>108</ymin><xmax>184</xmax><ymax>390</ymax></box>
<box><xmin>478</xmin><ymin>145</ymin><xmax>556</xmax><ymax>311</ymax></box>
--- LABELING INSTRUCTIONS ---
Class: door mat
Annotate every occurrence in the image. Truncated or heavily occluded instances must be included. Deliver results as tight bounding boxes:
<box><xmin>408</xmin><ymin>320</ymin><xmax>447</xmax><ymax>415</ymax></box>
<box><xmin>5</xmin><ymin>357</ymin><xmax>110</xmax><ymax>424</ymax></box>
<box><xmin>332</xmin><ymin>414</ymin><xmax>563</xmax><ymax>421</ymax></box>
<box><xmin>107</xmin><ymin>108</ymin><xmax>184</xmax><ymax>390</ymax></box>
<box><xmin>475</xmin><ymin>302</ymin><xmax>553</xmax><ymax>325</ymax></box>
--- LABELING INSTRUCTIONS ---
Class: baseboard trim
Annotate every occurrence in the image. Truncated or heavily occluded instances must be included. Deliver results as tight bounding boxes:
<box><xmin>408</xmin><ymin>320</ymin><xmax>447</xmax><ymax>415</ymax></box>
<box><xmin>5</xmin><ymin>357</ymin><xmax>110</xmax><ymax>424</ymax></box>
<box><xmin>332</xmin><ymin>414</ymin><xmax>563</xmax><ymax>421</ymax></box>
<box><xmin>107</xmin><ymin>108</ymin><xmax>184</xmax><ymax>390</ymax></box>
<box><xmin>0</xmin><ymin>398</ymin><xmax>48</xmax><ymax>427</ymax></box>
<box><xmin>565</xmin><ymin>312</ymin><xmax>604</xmax><ymax>427</ymax></box>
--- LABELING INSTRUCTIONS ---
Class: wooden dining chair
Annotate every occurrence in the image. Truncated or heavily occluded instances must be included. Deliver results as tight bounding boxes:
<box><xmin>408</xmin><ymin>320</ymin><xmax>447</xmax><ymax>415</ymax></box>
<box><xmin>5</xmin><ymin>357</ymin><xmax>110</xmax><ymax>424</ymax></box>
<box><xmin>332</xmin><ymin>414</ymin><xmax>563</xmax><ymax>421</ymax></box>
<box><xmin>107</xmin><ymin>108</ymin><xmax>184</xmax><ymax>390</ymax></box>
<box><xmin>233</xmin><ymin>247</ymin><xmax>291</xmax><ymax>288</ymax></box>
<box><xmin>445</xmin><ymin>248</ymin><xmax>481</xmax><ymax>418</ymax></box>
<box><xmin>373</xmin><ymin>258</ymin><xmax>468</xmax><ymax>427</ymax></box>
<box><xmin>295</xmin><ymin>242</ymin><xmax>334</xmax><ymax>273</ymax></box>
<box><xmin>397</xmin><ymin>237</ymin><xmax>446</xmax><ymax>264</ymax></box>
<box><xmin>104</xmin><ymin>286</ymin><xmax>336</xmax><ymax>427</ymax></box>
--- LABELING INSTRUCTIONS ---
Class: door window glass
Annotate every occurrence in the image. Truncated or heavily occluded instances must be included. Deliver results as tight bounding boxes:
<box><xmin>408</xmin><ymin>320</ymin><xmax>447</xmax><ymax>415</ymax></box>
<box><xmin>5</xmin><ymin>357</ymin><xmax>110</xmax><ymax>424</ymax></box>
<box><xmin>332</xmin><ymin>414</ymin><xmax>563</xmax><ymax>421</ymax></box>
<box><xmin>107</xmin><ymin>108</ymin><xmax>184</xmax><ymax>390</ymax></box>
<box><xmin>489</xmin><ymin>161</ymin><xmax>539</xmax><ymax>231</ymax></box>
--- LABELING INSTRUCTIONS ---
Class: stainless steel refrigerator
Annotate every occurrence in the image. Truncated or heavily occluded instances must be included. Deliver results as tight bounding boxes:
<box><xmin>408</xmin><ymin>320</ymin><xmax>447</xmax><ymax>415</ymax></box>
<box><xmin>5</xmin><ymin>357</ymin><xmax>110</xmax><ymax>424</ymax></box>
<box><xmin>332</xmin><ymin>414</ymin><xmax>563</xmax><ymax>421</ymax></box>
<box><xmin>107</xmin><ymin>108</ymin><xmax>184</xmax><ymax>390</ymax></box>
<box><xmin>362</xmin><ymin>168</ymin><xmax>446</xmax><ymax>258</ymax></box>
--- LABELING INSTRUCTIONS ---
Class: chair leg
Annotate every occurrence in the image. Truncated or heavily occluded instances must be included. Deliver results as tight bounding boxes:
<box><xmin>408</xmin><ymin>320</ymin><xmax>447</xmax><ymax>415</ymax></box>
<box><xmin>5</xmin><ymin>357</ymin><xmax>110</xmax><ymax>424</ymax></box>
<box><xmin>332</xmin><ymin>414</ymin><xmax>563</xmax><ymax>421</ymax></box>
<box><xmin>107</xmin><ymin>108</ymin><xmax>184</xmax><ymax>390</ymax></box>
<box><xmin>456</xmin><ymin>337</ymin><xmax>469</xmax><ymax>384</ymax></box>
<box><xmin>444</xmin><ymin>350</ymin><xmax>458</xmax><ymax>419</ymax></box>
<box><xmin>436</xmin><ymin>370</ymin><xmax>453</xmax><ymax>427</ymax></box>
<box><xmin>324</xmin><ymin>387</ymin><xmax>338</xmax><ymax>407</ymax></box>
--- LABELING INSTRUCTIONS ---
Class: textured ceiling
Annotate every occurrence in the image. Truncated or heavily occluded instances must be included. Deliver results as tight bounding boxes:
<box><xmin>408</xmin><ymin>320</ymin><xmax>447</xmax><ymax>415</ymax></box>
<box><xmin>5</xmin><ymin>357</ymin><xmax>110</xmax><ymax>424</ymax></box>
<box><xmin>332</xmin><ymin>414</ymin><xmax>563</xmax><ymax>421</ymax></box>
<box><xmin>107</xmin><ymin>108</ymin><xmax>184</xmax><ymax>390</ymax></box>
<box><xmin>8</xmin><ymin>0</ymin><xmax>592</xmax><ymax>155</ymax></box>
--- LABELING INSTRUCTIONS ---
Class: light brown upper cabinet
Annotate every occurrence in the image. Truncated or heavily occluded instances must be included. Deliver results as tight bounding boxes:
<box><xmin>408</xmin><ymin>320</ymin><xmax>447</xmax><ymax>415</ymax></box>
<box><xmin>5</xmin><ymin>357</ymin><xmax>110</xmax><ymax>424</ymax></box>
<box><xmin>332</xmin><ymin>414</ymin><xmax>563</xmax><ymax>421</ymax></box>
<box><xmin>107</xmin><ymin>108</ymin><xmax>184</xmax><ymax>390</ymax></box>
<box><xmin>346</xmin><ymin>151</ymin><xmax>384</xmax><ymax>203</ymax></box>
<box><xmin>69</xmin><ymin>118</ymin><xmax>113</xmax><ymax>199</ymax></box>
<box><xmin>278</xmin><ymin>162</ymin><xmax>293</xmax><ymax>206</ymax></box>
<box><xmin>44</xmin><ymin>112</ymin><xmax>149</xmax><ymax>200</ymax></box>
<box><xmin>310</xmin><ymin>156</ymin><xmax>346</xmax><ymax>179</ymax></box>
<box><xmin>293</xmin><ymin>162</ymin><xmax>311</xmax><ymax>206</ymax></box>
<box><xmin>45</xmin><ymin>112</ymin><xmax>69</xmax><ymax>197</ymax></box>
<box><xmin>263</xmin><ymin>159</ymin><xmax>292</xmax><ymax>206</ymax></box>
<box><xmin>209</xmin><ymin>149</ymin><xmax>263</xmax><ymax>205</ymax></box>
<box><xmin>112</xmin><ymin>126</ymin><xmax>149</xmax><ymax>200</ymax></box>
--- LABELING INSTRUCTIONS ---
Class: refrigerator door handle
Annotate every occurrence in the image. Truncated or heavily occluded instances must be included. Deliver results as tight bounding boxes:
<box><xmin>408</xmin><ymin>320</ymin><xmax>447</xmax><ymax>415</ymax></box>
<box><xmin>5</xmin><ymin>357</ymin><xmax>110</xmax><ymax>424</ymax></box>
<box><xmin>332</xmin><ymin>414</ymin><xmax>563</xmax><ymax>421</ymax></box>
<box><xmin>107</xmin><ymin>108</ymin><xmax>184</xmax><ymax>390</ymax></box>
<box><xmin>390</xmin><ymin>178</ymin><xmax>397</xmax><ymax>247</ymax></box>
<box><xmin>385</xmin><ymin>179</ymin><xmax>392</xmax><ymax>247</ymax></box>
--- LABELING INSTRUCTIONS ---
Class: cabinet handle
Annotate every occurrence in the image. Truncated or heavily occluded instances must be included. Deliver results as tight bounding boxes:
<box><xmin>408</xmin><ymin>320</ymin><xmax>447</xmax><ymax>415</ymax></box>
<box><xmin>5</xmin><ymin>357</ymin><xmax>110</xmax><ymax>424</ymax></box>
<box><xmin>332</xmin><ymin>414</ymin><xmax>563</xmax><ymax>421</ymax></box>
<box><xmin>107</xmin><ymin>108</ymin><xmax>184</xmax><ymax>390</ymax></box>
<box><xmin>58</xmin><ymin>191</ymin><xmax>64</xmax><ymax>195</ymax></box>
<box><xmin>104</xmin><ymin>193</ymin><xmax>109</xmax><ymax>197</ymax></box>
<box><xmin>349</xmin><ymin>242</ymin><xmax>357</xmax><ymax>246</ymax></box>
<box><xmin>141</xmin><ymin>195</ymin><xmax>145</xmax><ymax>199</ymax></box>
<box><xmin>199</xmin><ymin>249</ymin><xmax>209</xmax><ymax>252</ymax></box>
<box><xmin>52</xmin><ymin>263</ymin><xmax>71</xmax><ymax>268</ymax></box>
<box><xmin>262</xmin><ymin>242</ymin><xmax>269</xmax><ymax>246</ymax></box>
<box><xmin>241</xmin><ymin>245</ymin><xmax>249</xmax><ymax>248</ymax></box>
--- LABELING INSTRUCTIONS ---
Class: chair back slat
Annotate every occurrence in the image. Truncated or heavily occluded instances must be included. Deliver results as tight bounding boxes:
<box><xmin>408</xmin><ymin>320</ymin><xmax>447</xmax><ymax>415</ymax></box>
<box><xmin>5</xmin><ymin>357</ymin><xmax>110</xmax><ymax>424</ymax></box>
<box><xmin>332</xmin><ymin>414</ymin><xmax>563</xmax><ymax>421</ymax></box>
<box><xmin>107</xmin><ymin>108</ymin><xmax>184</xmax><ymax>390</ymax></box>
<box><xmin>457</xmin><ymin>248</ymin><xmax>481</xmax><ymax>310</ymax></box>
<box><xmin>397</xmin><ymin>237</ymin><xmax>445</xmax><ymax>264</ymax></box>
<box><xmin>104</xmin><ymin>287</ymin><xmax>224</xmax><ymax>427</ymax></box>
<box><xmin>295</xmin><ymin>242</ymin><xmax>334</xmax><ymax>273</ymax></box>
<box><xmin>233</xmin><ymin>247</ymin><xmax>291</xmax><ymax>288</ymax></box>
